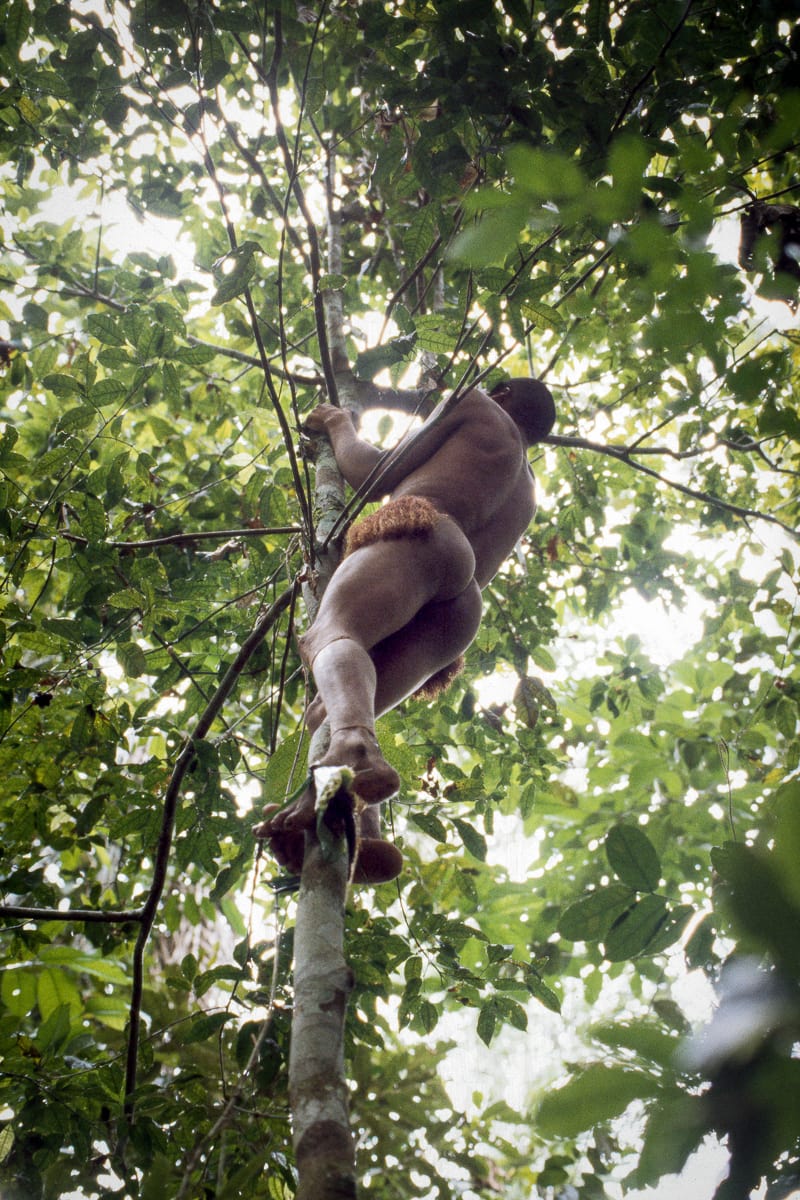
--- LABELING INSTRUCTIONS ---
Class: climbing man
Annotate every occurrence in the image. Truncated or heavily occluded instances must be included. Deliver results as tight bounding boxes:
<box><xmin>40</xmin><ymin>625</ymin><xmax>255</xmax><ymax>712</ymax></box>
<box><xmin>256</xmin><ymin>378</ymin><xmax>556</xmax><ymax>882</ymax></box>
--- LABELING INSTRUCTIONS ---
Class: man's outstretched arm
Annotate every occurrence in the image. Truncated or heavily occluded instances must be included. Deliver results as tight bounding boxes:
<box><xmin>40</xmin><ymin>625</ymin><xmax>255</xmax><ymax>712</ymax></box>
<box><xmin>305</xmin><ymin>406</ymin><xmax>386</xmax><ymax>494</ymax></box>
<box><xmin>305</xmin><ymin>401</ymin><xmax>465</xmax><ymax>499</ymax></box>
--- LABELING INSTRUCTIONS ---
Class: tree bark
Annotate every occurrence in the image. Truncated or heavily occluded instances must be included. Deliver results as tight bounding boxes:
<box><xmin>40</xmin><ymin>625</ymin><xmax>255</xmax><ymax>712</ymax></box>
<box><xmin>288</xmin><ymin>151</ymin><xmax>359</xmax><ymax>1200</ymax></box>
<box><xmin>290</xmin><ymin>838</ymin><xmax>356</xmax><ymax>1200</ymax></box>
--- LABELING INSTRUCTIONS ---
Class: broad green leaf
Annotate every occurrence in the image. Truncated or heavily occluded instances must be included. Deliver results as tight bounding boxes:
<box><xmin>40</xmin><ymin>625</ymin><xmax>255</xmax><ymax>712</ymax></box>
<box><xmin>506</xmin><ymin>144</ymin><xmax>586</xmax><ymax>200</ymax></box>
<box><xmin>606</xmin><ymin>824</ymin><xmax>661</xmax><ymax>891</ymax></box>
<box><xmin>590</xmin><ymin>1020</ymin><xmax>679</xmax><ymax>1068</ymax></box>
<box><xmin>404</xmin><ymin>205</ymin><xmax>438</xmax><ymax>262</ymax></box>
<box><xmin>537</xmin><ymin>1064</ymin><xmax>660</xmax><ymax>1137</ymax></box>
<box><xmin>182</xmin><ymin>1011</ymin><xmax>231</xmax><ymax>1044</ymax></box>
<box><xmin>37</xmin><ymin>971</ymin><xmax>81</xmax><ymax>1022</ymax></box>
<box><xmin>78</xmin><ymin>494</ymin><xmax>106</xmax><ymax>541</ymax></box>
<box><xmin>604</xmin><ymin>894</ymin><xmax>669</xmax><ymax>961</ymax></box>
<box><xmin>413</xmin><ymin>314</ymin><xmax>461</xmax><ymax>354</ymax></box>
<box><xmin>527</xmin><ymin>973</ymin><xmax>561</xmax><ymax>1014</ymax></box>
<box><xmin>452</xmin><ymin>816</ymin><xmax>487</xmax><ymax>861</ymax></box>
<box><xmin>409</xmin><ymin>810</ymin><xmax>449</xmax><ymax>844</ymax></box>
<box><xmin>91</xmin><ymin>378</ymin><xmax>127</xmax><ymax>406</ymax></box>
<box><xmin>117</xmin><ymin>641</ymin><xmax>148</xmax><ymax>677</ymax></box>
<box><xmin>586</xmin><ymin>0</ymin><xmax>610</xmax><ymax>44</ymax></box>
<box><xmin>1</xmin><ymin>967</ymin><xmax>36</xmax><ymax>1016</ymax></box>
<box><xmin>211</xmin><ymin>242</ymin><xmax>260</xmax><ymax>305</ymax></box>
<box><xmin>39</xmin><ymin>947</ymin><xmax>128</xmax><ymax>985</ymax></box>
<box><xmin>477</xmin><ymin>999</ymin><xmax>498</xmax><ymax>1046</ymax></box>
<box><xmin>644</xmin><ymin>904</ymin><xmax>694</xmax><ymax>955</ymax></box>
<box><xmin>0</xmin><ymin>1125</ymin><xmax>14</xmax><ymax>1166</ymax></box>
<box><xmin>558</xmin><ymin>884</ymin><xmax>633</xmax><ymax>942</ymax></box>
<box><xmin>87</xmin><ymin>313</ymin><xmax>127</xmax><ymax>345</ymax></box>
<box><xmin>317</xmin><ymin>273</ymin><xmax>347</xmax><ymax>292</ymax></box>
<box><xmin>262</xmin><ymin>729</ymin><xmax>309</xmax><ymax>806</ymax></box>
<box><xmin>107</xmin><ymin>588</ymin><xmax>144</xmax><ymax>610</ymax></box>
<box><xmin>631</xmin><ymin>1094</ymin><xmax>707</xmax><ymax>1189</ymax></box>
<box><xmin>42</xmin><ymin>373</ymin><xmax>84</xmax><ymax>397</ymax></box>
<box><xmin>520</xmin><ymin>301</ymin><xmax>565</xmax><ymax>331</ymax></box>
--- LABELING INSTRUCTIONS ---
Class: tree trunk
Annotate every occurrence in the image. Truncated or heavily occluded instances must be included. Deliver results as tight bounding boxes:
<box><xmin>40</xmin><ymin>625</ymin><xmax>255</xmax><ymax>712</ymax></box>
<box><xmin>290</xmin><ymin>838</ymin><xmax>357</xmax><ymax>1200</ymax></box>
<box><xmin>288</xmin><ymin>157</ymin><xmax>360</xmax><ymax>1199</ymax></box>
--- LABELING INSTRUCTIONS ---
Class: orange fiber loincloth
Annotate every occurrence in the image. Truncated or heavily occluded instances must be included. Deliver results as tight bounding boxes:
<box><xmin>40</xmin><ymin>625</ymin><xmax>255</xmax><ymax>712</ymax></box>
<box><xmin>344</xmin><ymin>494</ymin><xmax>441</xmax><ymax>556</ymax></box>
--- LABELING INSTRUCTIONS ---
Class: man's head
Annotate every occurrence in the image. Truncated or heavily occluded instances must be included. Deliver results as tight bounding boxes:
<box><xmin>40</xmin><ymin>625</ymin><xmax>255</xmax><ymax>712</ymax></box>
<box><xmin>490</xmin><ymin>378</ymin><xmax>556</xmax><ymax>446</ymax></box>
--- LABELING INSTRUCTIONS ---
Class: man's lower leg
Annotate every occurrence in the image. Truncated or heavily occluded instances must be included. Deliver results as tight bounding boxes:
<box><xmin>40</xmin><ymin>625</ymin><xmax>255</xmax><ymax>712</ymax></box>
<box><xmin>306</xmin><ymin>637</ymin><xmax>399</xmax><ymax>802</ymax></box>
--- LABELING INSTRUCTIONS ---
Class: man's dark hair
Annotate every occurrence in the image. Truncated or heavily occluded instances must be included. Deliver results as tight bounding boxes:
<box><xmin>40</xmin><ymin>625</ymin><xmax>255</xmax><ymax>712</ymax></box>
<box><xmin>490</xmin><ymin>378</ymin><xmax>556</xmax><ymax>446</ymax></box>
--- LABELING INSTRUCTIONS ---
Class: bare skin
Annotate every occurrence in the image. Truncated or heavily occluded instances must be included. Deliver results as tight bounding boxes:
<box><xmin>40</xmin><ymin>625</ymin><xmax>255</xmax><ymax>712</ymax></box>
<box><xmin>255</xmin><ymin>379</ymin><xmax>555</xmax><ymax>881</ymax></box>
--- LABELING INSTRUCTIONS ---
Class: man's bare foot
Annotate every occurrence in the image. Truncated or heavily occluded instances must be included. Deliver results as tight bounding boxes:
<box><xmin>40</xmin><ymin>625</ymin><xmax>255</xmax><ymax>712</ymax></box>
<box><xmin>253</xmin><ymin>802</ymin><xmax>306</xmax><ymax>873</ymax></box>
<box><xmin>355</xmin><ymin>801</ymin><xmax>403</xmax><ymax>882</ymax></box>
<box><xmin>323</xmin><ymin>726</ymin><xmax>400</xmax><ymax>802</ymax></box>
<box><xmin>253</xmin><ymin>799</ymin><xmax>403</xmax><ymax>884</ymax></box>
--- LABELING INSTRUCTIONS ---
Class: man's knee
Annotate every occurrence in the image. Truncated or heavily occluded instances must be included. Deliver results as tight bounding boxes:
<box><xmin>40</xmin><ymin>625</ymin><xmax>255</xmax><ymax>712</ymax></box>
<box><xmin>298</xmin><ymin>627</ymin><xmax>354</xmax><ymax>670</ymax></box>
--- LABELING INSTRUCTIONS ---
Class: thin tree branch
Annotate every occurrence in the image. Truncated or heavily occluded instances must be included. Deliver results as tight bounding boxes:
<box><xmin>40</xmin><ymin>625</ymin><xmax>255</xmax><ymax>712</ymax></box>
<box><xmin>124</xmin><ymin>582</ymin><xmax>297</xmax><ymax>1119</ymax></box>
<box><xmin>550</xmin><ymin>433</ymin><xmax>798</xmax><ymax>535</ymax></box>
<box><xmin>0</xmin><ymin>905</ymin><xmax>143</xmax><ymax>923</ymax></box>
<box><xmin>54</xmin><ymin>527</ymin><xmax>303</xmax><ymax>550</ymax></box>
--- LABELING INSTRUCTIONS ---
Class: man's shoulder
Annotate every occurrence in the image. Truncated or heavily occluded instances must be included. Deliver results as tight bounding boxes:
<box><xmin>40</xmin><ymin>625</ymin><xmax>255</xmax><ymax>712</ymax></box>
<box><xmin>448</xmin><ymin>387</ymin><xmax>499</xmax><ymax>425</ymax></box>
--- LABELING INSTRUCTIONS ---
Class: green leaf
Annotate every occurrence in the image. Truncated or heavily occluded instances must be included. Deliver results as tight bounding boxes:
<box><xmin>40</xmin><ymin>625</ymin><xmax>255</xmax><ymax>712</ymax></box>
<box><xmin>413</xmin><ymin>314</ymin><xmax>461</xmax><ymax>355</ymax></box>
<box><xmin>452</xmin><ymin>816</ymin><xmax>487</xmax><ymax>861</ymax></box>
<box><xmin>527</xmin><ymin>973</ymin><xmax>561</xmax><ymax>1014</ymax></box>
<box><xmin>632</xmin><ymin>1094</ymin><xmax>706</xmax><ymax>1189</ymax></box>
<box><xmin>38</xmin><ymin>946</ymin><xmax>128</xmax><ymax>984</ymax></box>
<box><xmin>78</xmin><ymin>494</ymin><xmax>106</xmax><ymax>541</ymax></box>
<box><xmin>87</xmin><ymin>313</ymin><xmax>127</xmax><ymax>346</ymax></box>
<box><xmin>409</xmin><ymin>810</ymin><xmax>449</xmax><ymax>843</ymax></box>
<box><xmin>211</xmin><ymin>242</ymin><xmax>260</xmax><ymax>305</ymax></box>
<box><xmin>37</xmin><ymin>970</ymin><xmax>81</xmax><ymax>1022</ymax></box>
<box><xmin>182</xmin><ymin>1011</ymin><xmax>231</xmax><ymax>1044</ymax></box>
<box><xmin>537</xmin><ymin>1064</ymin><xmax>660</xmax><ymax>1137</ymax></box>
<box><xmin>586</xmin><ymin>0</ymin><xmax>610</xmax><ymax>44</ymax></box>
<box><xmin>506</xmin><ymin>144</ymin><xmax>586</xmax><ymax>201</ymax></box>
<box><xmin>477</xmin><ymin>999</ymin><xmax>498</xmax><ymax>1046</ymax></box>
<box><xmin>262</xmin><ymin>730</ymin><xmax>309</xmax><ymax>807</ymax></box>
<box><xmin>1</xmin><ymin>967</ymin><xmax>36</xmax><ymax>1016</ymax></box>
<box><xmin>107</xmin><ymin>588</ymin><xmax>144</xmax><ymax>610</ymax></box>
<box><xmin>449</xmin><ymin>205</ymin><xmax>527</xmax><ymax>266</ymax></box>
<box><xmin>644</xmin><ymin>904</ymin><xmax>693</xmax><ymax>955</ymax></box>
<box><xmin>42</xmin><ymin>373</ymin><xmax>85</xmax><ymax>397</ymax></box>
<box><xmin>604</xmin><ymin>894</ymin><xmax>669</xmax><ymax>961</ymax></box>
<box><xmin>117</xmin><ymin>641</ymin><xmax>148</xmax><ymax>677</ymax></box>
<box><xmin>0</xmin><ymin>1125</ymin><xmax>14</xmax><ymax>1167</ymax></box>
<box><xmin>606</xmin><ymin>824</ymin><xmax>661</xmax><ymax>891</ymax></box>
<box><xmin>317</xmin><ymin>273</ymin><xmax>346</xmax><ymax>292</ymax></box>
<box><xmin>91</xmin><ymin>378</ymin><xmax>127</xmax><ymax>406</ymax></box>
<box><xmin>57</xmin><ymin>405</ymin><xmax>97</xmax><ymax>435</ymax></box>
<box><xmin>520</xmin><ymin>300</ymin><xmax>565</xmax><ymax>331</ymax></box>
<box><xmin>404</xmin><ymin>205</ymin><xmax>438</xmax><ymax>262</ymax></box>
<box><xmin>558</xmin><ymin>884</ymin><xmax>633</xmax><ymax>942</ymax></box>
<box><xmin>590</xmin><ymin>1020</ymin><xmax>679</xmax><ymax>1068</ymax></box>
<box><xmin>415</xmin><ymin>999</ymin><xmax>438</xmax><ymax>1034</ymax></box>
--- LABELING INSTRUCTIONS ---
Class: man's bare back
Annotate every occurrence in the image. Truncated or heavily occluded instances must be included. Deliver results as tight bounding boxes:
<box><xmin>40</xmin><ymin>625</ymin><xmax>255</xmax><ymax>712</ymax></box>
<box><xmin>256</xmin><ymin>378</ymin><xmax>555</xmax><ymax>882</ymax></box>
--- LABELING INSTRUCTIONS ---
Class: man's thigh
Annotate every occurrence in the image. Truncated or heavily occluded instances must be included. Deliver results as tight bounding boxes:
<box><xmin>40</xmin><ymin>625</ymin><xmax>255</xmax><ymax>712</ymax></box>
<box><xmin>306</xmin><ymin>518</ymin><xmax>477</xmax><ymax>654</ymax></box>
<box><xmin>371</xmin><ymin>580</ymin><xmax>483</xmax><ymax>713</ymax></box>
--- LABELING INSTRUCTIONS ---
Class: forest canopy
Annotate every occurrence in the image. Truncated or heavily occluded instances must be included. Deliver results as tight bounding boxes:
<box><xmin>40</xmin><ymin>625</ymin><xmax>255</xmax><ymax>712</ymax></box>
<box><xmin>0</xmin><ymin>1</ymin><xmax>799</xmax><ymax>1198</ymax></box>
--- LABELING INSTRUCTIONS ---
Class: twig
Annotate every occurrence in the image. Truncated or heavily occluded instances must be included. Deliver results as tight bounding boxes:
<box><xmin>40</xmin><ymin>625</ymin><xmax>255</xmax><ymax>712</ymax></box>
<box><xmin>611</xmin><ymin>0</ymin><xmax>697</xmax><ymax>135</ymax></box>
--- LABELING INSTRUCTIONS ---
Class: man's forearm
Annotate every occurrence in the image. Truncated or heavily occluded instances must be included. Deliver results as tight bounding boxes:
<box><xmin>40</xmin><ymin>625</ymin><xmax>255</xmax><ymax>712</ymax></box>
<box><xmin>326</xmin><ymin>414</ymin><xmax>387</xmax><ymax>495</ymax></box>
